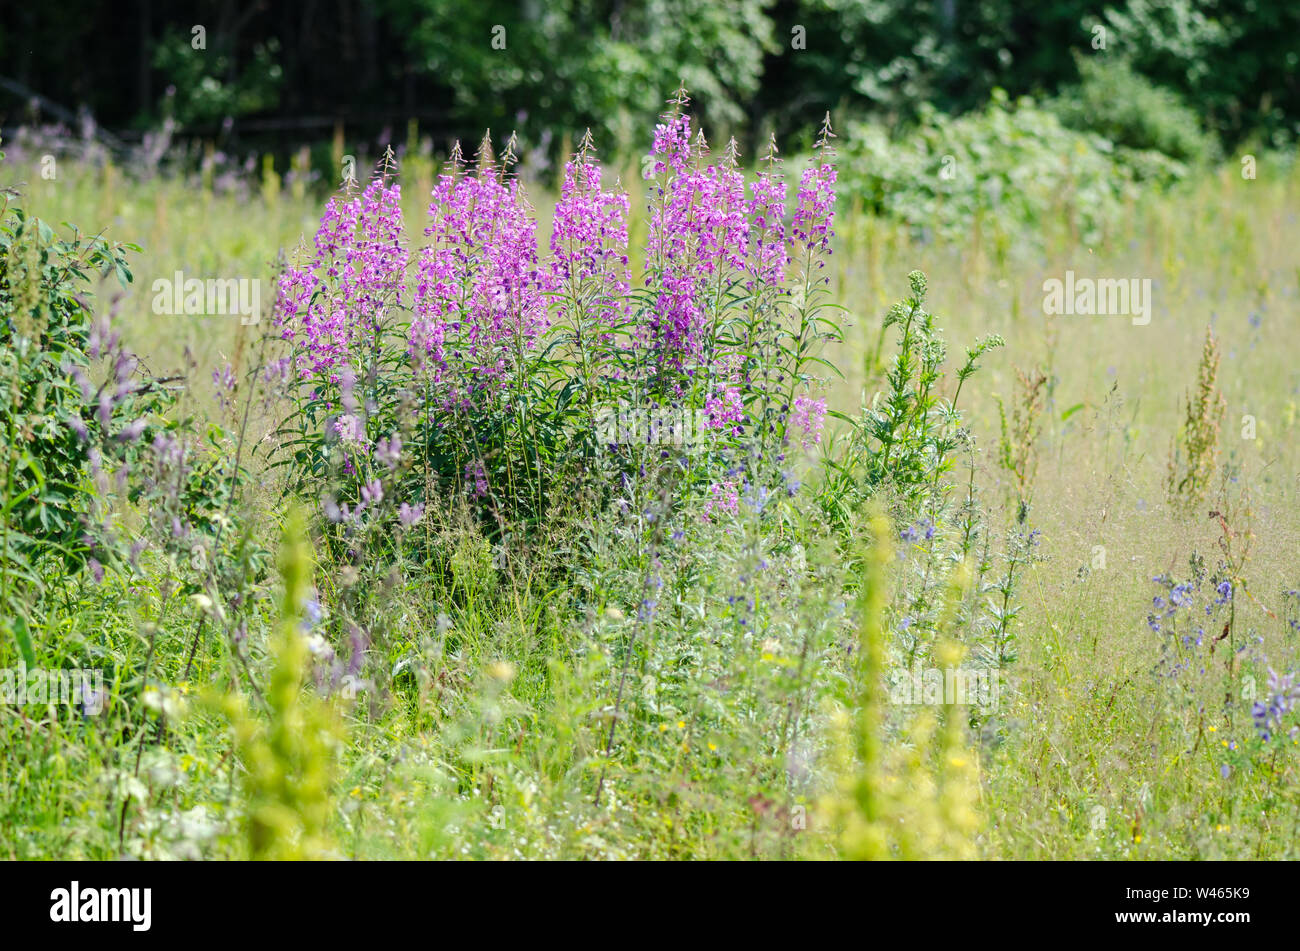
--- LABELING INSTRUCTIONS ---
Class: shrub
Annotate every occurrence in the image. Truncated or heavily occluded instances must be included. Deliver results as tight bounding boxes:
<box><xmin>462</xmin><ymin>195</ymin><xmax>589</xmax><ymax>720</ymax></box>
<box><xmin>0</xmin><ymin>138</ymin><xmax>250</xmax><ymax>695</ymax></box>
<box><xmin>0</xmin><ymin>144</ymin><xmax>192</xmax><ymax>662</ymax></box>
<box><xmin>840</xmin><ymin>91</ymin><xmax>1189</xmax><ymax>247</ymax></box>
<box><xmin>1047</xmin><ymin>55</ymin><xmax>1218</xmax><ymax>165</ymax></box>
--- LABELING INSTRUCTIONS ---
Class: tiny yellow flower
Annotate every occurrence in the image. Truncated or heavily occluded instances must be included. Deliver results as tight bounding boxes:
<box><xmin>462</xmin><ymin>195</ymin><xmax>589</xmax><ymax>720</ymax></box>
<box><xmin>677</xmin><ymin>720</ymin><xmax>686</xmax><ymax>730</ymax></box>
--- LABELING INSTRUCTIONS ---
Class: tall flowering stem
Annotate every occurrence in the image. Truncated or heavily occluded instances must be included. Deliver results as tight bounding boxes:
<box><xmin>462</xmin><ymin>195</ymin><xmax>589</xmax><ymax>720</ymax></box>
<box><xmin>277</xmin><ymin>157</ymin><xmax>408</xmax><ymax>386</ymax></box>
<box><xmin>550</xmin><ymin>131</ymin><xmax>631</xmax><ymax>436</ymax></box>
<box><xmin>775</xmin><ymin>113</ymin><xmax>839</xmax><ymax>456</ymax></box>
<box><xmin>414</xmin><ymin>137</ymin><xmax>549</xmax><ymax>406</ymax></box>
<box><xmin>643</xmin><ymin>91</ymin><xmax>707</xmax><ymax>379</ymax></box>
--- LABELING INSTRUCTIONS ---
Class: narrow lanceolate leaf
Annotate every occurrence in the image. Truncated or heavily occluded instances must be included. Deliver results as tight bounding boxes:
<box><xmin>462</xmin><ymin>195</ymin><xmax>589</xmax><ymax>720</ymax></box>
<box><xmin>6</xmin><ymin>613</ymin><xmax>36</xmax><ymax>668</ymax></box>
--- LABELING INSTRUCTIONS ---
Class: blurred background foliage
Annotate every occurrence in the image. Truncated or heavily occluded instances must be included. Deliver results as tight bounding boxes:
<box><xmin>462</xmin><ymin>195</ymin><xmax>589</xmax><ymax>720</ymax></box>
<box><xmin>1</xmin><ymin>0</ymin><xmax>1296</xmax><ymax>163</ymax></box>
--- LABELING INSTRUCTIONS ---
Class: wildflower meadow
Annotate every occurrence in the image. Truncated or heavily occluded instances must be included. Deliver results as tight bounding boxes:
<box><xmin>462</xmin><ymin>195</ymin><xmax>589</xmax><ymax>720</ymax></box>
<box><xmin>1</xmin><ymin>6</ymin><xmax>1299</xmax><ymax>910</ymax></box>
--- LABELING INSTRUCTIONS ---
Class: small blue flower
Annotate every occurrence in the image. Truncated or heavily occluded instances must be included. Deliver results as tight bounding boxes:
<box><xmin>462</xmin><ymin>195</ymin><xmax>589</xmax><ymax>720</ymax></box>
<box><xmin>302</xmin><ymin>596</ymin><xmax>323</xmax><ymax>632</ymax></box>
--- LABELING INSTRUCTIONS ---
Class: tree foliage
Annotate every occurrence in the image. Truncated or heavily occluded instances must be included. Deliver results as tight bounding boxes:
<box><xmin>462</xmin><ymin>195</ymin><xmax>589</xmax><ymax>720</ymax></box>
<box><xmin>0</xmin><ymin>1</ymin><xmax>1295</xmax><ymax>154</ymax></box>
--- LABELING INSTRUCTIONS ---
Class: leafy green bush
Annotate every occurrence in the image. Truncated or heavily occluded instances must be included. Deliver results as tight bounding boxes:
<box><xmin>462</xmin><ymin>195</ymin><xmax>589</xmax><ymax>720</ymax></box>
<box><xmin>0</xmin><ymin>142</ymin><xmax>243</xmax><ymax>669</ymax></box>
<box><xmin>151</xmin><ymin>27</ymin><xmax>284</xmax><ymax>129</ymax></box>
<box><xmin>840</xmin><ymin>90</ymin><xmax>1190</xmax><ymax>246</ymax></box>
<box><xmin>1098</xmin><ymin>0</ymin><xmax>1300</xmax><ymax>148</ymax></box>
<box><xmin>0</xmin><ymin>209</ymin><xmax>148</xmax><ymax>564</ymax></box>
<box><xmin>1048</xmin><ymin>55</ymin><xmax>1217</xmax><ymax>164</ymax></box>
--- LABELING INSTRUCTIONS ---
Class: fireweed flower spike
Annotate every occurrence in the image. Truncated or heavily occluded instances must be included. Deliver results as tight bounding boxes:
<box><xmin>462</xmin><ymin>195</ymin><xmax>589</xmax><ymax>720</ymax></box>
<box><xmin>748</xmin><ymin>135</ymin><xmax>788</xmax><ymax>289</ymax></box>
<box><xmin>413</xmin><ymin>137</ymin><xmax>549</xmax><ymax>404</ymax></box>
<box><xmin>789</xmin><ymin>394</ymin><xmax>827</xmax><ymax>449</ymax></box>
<box><xmin>276</xmin><ymin>167</ymin><xmax>408</xmax><ymax>383</ymax></box>
<box><xmin>792</xmin><ymin>160</ymin><xmax>837</xmax><ymax>259</ymax></box>
<box><xmin>645</xmin><ymin>94</ymin><xmax>705</xmax><ymax>373</ymax></box>
<box><xmin>642</xmin><ymin>86</ymin><xmax>751</xmax><ymax>378</ymax></box>
<box><xmin>550</xmin><ymin>132</ymin><xmax>632</xmax><ymax>371</ymax></box>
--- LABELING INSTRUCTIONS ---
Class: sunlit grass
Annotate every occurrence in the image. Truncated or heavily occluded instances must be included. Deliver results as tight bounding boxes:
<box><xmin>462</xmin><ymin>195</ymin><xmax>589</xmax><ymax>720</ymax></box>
<box><xmin>6</xmin><ymin>144</ymin><xmax>1300</xmax><ymax>859</ymax></box>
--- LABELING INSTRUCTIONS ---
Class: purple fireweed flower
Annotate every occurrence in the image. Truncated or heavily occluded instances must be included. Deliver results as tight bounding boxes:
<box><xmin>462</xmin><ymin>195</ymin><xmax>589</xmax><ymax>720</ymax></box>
<box><xmin>791</xmin><ymin>162</ymin><xmax>836</xmax><ymax>256</ymax></box>
<box><xmin>86</xmin><ymin>312</ymin><xmax>120</xmax><ymax>359</ymax></box>
<box><xmin>643</xmin><ymin>108</ymin><xmax>749</xmax><ymax>372</ymax></box>
<box><xmin>704</xmin><ymin>383</ymin><xmax>744</xmax><ymax>434</ymax></box>
<box><xmin>789</xmin><ymin>394</ymin><xmax>826</xmax><ymax>449</ymax></box>
<box><xmin>748</xmin><ymin>148</ymin><xmax>788</xmax><ymax>287</ymax></box>
<box><xmin>69</xmin><ymin>366</ymin><xmax>93</xmax><ymax>402</ymax></box>
<box><xmin>651</xmin><ymin>112</ymin><xmax>692</xmax><ymax>176</ymax></box>
<box><xmin>413</xmin><ymin>154</ymin><xmax>549</xmax><ymax>401</ymax></box>
<box><xmin>701</xmin><ymin>480</ymin><xmax>739</xmax><ymax>522</ymax></box>
<box><xmin>276</xmin><ymin>175</ymin><xmax>408</xmax><ymax>382</ymax></box>
<box><xmin>116</xmin><ymin>418</ymin><xmax>147</xmax><ymax>443</ymax></box>
<box><xmin>464</xmin><ymin>460</ymin><xmax>489</xmax><ymax>499</ymax></box>
<box><xmin>333</xmin><ymin>413</ymin><xmax>368</xmax><ymax>451</ymax></box>
<box><xmin>373</xmin><ymin>433</ymin><xmax>402</xmax><ymax>468</ymax></box>
<box><xmin>550</xmin><ymin>152</ymin><xmax>631</xmax><ymax>337</ymax></box>
<box><xmin>87</xmin><ymin>447</ymin><xmax>107</xmax><ymax>496</ymax></box>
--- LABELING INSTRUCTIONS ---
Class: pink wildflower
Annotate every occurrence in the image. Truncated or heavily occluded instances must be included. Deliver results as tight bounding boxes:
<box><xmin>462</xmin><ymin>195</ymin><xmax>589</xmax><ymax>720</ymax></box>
<box><xmin>789</xmin><ymin>394</ymin><xmax>827</xmax><ymax>450</ymax></box>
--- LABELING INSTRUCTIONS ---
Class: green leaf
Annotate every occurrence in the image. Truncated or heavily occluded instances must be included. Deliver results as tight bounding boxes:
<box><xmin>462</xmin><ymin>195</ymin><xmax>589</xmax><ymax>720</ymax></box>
<box><xmin>6</xmin><ymin>613</ymin><xmax>36</xmax><ymax>668</ymax></box>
